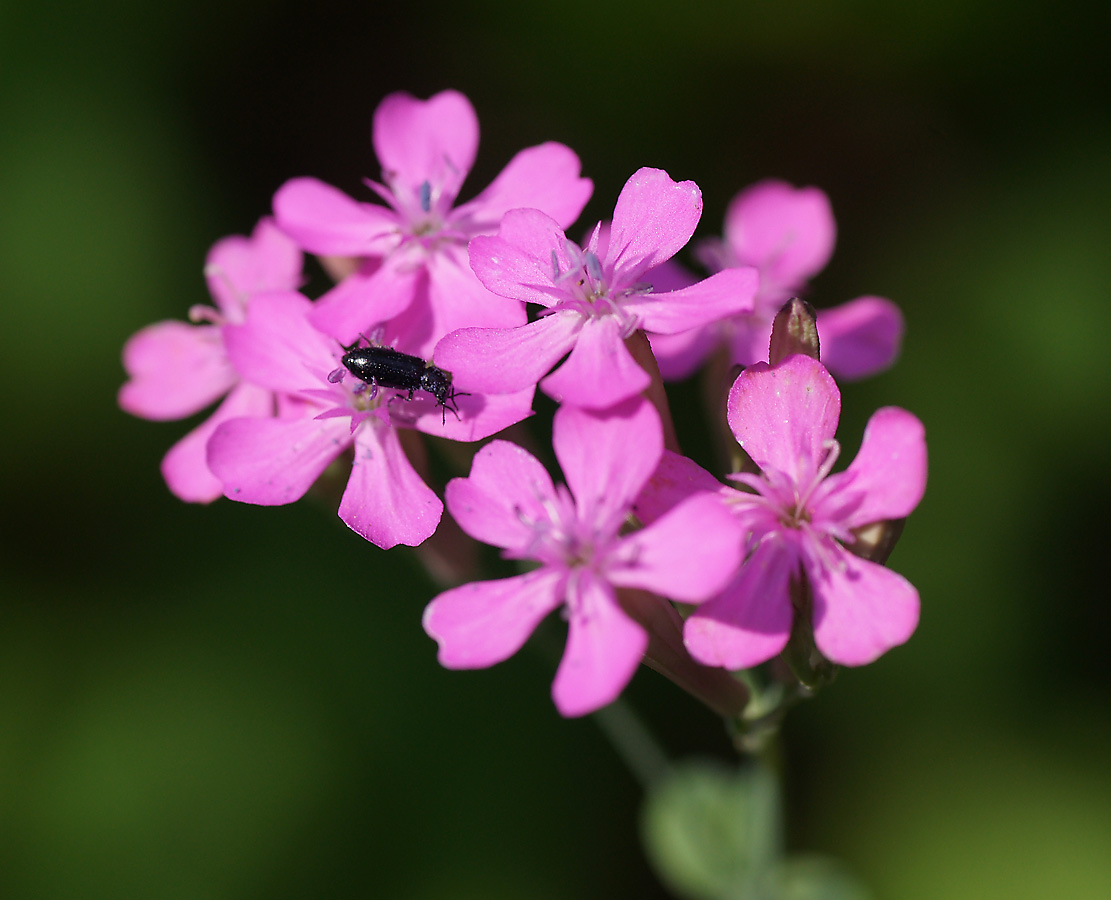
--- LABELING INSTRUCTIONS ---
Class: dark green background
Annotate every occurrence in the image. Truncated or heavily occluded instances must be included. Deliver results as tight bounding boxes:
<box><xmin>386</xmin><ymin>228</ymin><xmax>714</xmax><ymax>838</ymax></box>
<box><xmin>2</xmin><ymin>1</ymin><xmax>1109</xmax><ymax>897</ymax></box>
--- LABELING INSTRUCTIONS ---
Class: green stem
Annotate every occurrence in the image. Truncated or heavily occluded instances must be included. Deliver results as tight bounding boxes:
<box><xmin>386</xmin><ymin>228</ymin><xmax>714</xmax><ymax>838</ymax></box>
<box><xmin>592</xmin><ymin>697</ymin><xmax>672</xmax><ymax>788</ymax></box>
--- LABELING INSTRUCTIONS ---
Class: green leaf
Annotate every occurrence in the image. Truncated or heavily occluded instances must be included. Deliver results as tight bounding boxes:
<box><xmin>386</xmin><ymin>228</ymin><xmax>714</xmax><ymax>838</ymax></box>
<box><xmin>774</xmin><ymin>856</ymin><xmax>873</xmax><ymax>900</ymax></box>
<box><xmin>641</xmin><ymin>760</ymin><xmax>780</xmax><ymax>900</ymax></box>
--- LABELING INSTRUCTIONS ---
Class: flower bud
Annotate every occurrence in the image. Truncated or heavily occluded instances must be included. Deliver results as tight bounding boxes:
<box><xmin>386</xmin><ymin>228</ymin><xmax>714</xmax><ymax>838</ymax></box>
<box><xmin>847</xmin><ymin>517</ymin><xmax>907</xmax><ymax>565</ymax></box>
<box><xmin>768</xmin><ymin>297</ymin><xmax>820</xmax><ymax>365</ymax></box>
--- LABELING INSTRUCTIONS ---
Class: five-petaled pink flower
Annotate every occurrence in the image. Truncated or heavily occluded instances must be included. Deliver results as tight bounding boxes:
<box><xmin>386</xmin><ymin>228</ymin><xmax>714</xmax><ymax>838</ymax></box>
<box><xmin>273</xmin><ymin>89</ymin><xmax>593</xmax><ymax>358</ymax></box>
<box><xmin>433</xmin><ymin>167</ymin><xmax>759</xmax><ymax>409</ymax></box>
<box><xmin>119</xmin><ymin>218</ymin><xmax>302</xmax><ymax>501</ymax></box>
<box><xmin>206</xmin><ymin>292</ymin><xmax>534</xmax><ymax>549</ymax></box>
<box><xmin>649</xmin><ymin>179</ymin><xmax>904</xmax><ymax>381</ymax></box>
<box><xmin>639</xmin><ymin>354</ymin><xmax>927</xmax><ymax>668</ymax></box>
<box><xmin>422</xmin><ymin>397</ymin><xmax>745</xmax><ymax>716</ymax></box>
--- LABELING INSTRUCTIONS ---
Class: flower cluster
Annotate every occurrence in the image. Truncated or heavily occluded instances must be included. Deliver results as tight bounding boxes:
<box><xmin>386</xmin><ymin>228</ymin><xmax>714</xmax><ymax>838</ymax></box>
<box><xmin>122</xmin><ymin>89</ymin><xmax>927</xmax><ymax>717</ymax></box>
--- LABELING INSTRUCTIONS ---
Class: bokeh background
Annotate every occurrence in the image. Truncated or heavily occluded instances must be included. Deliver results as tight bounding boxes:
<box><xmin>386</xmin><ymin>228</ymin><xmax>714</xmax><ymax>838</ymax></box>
<box><xmin>2</xmin><ymin>1</ymin><xmax>1110</xmax><ymax>897</ymax></box>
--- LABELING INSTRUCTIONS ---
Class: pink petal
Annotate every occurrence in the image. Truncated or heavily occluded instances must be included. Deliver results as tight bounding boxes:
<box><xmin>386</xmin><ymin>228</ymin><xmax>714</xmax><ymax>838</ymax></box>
<box><xmin>273</xmin><ymin>177</ymin><xmax>397</xmax><ymax>257</ymax></box>
<box><xmin>625</xmin><ymin>266</ymin><xmax>758</xmax><ymax>335</ymax></box>
<box><xmin>824</xmin><ymin>406</ymin><xmax>927</xmax><ymax>528</ymax></box>
<box><xmin>553</xmin><ymin>397</ymin><xmax>662</xmax><ymax>530</ymax></box>
<box><xmin>727</xmin><ymin>315</ymin><xmax>777</xmax><ymax>367</ymax></box>
<box><xmin>444</xmin><ymin>439</ymin><xmax>556</xmax><ymax>550</ymax></box>
<box><xmin>609</xmin><ymin>494</ymin><xmax>744</xmax><ymax>601</ymax></box>
<box><xmin>815</xmin><ymin>295</ymin><xmax>904</xmax><ymax>380</ymax></box>
<box><xmin>372</xmin><ymin>90</ymin><xmax>478</xmax><ymax>203</ymax></box>
<box><xmin>647</xmin><ymin>326</ymin><xmax>720</xmax><ymax>381</ymax></box>
<box><xmin>468</xmin><ymin>210</ymin><xmax>572</xmax><ymax>308</ymax></box>
<box><xmin>553</xmin><ymin>571</ymin><xmax>647</xmax><ymax>717</ymax></box>
<box><xmin>607</xmin><ymin>168</ymin><xmax>702</xmax><ymax>284</ymax></box>
<box><xmin>423</xmin><ymin>568</ymin><xmax>565</xmax><ymax>669</ymax></box>
<box><xmin>161</xmin><ymin>382</ymin><xmax>274</xmax><ymax>503</ymax></box>
<box><xmin>119</xmin><ymin>321</ymin><xmax>236</xmax><ymax>420</ymax></box>
<box><xmin>809</xmin><ymin>544</ymin><xmax>920</xmax><ymax>665</ymax></box>
<box><xmin>633</xmin><ymin>449</ymin><xmax>724</xmax><ymax>525</ymax></box>
<box><xmin>339</xmin><ymin>423</ymin><xmax>442</xmax><ymax>548</ymax></box>
<box><xmin>644</xmin><ymin>257</ymin><xmax>698</xmax><ymax>293</ymax></box>
<box><xmin>726</xmin><ymin>354</ymin><xmax>841</xmax><ymax>485</ymax></box>
<box><xmin>207</xmin><ymin>413</ymin><xmax>350</xmax><ymax>505</ymax></box>
<box><xmin>223</xmin><ymin>292</ymin><xmax>336</xmax><ymax>392</ymax></box>
<box><xmin>415</xmin><ymin>243</ymin><xmax>527</xmax><ymax>356</ymax></box>
<box><xmin>204</xmin><ymin>217</ymin><xmax>303</xmax><ymax>320</ymax></box>
<box><xmin>540</xmin><ymin>315</ymin><xmax>651</xmax><ymax>409</ymax></box>
<box><xmin>683</xmin><ymin>538</ymin><xmax>796</xmax><ymax>669</ymax></box>
<box><xmin>458</xmin><ymin>142</ymin><xmax>592</xmax><ymax>230</ymax></box>
<box><xmin>364</xmin><ymin>273</ymin><xmax>435</xmax><ymax>359</ymax></box>
<box><xmin>308</xmin><ymin>258</ymin><xmax>420</xmax><ymax>344</ymax></box>
<box><xmin>410</xmin><ymin>386</ymin><xmax>536</xmax><ymax>442</ymax></box>
<box><xmin>724</xmin><ymin>180</ymin><xmax>836</xmax><ymax>291</ymax></box>
<box><xmin>433</xmin><ymin>314</ymin><xmax>581</xmax><ymax>394</ymax></box>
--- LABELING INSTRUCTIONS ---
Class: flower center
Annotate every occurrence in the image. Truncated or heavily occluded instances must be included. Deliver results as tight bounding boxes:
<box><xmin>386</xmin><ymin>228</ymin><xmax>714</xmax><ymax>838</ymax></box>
<box><xmin>548</xmin><ymin>239</ymin><xmax>644</xmax><ymax>337</ymax></box>
<box><xmin>346</xmin><ymin>379</ymin><xmax>387</xmax><ymax>411</ymax></box>
<box><xmin>511</xmin><ymin>484</ymin><xmax>607</xmax><ymax>571</ymax></box>
<box><xmin>730</xmin><ymin>439</ymin><xmax>843</xmax><ymax>532</ymax></box>
<box><xmin>780</xmin><ymin>500</ymin><xmax>812</xmax><ymax>530</ymax></box>
<box><xmin>369</xmin><ymin>175</ymin><xmax>466</xmax><ymax>257</ymax></box>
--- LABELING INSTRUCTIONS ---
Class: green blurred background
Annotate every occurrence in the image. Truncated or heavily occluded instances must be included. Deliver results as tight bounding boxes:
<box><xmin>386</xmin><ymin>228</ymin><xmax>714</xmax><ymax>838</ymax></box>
<box><xmin>2</xmin><ymin>1</ymin><xmax>1109</xmax><ymax>897</ymax></box>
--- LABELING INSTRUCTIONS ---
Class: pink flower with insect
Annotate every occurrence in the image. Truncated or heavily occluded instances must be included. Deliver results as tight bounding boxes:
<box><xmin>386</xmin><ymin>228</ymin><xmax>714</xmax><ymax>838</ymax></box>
<box><xmin>434</xmin><ymin>167</ymin><xmax>759</xmax><ymax>410</ymax></box>
<box><xmin>639</xmin><ymin>354</ymin><xmax>927</xmax><ymax>669</ymax></box>
<box><xmin>422</xmin><ymin>397</ymin><xmax>745</xmax><ymax>716</ymax></box>
<box><xmin>649</xmin><ymin>179</ymin><xmax>904</xmax><ymax>381</ymax></box>
<box><xmin>205</xmin><ymin>292</ymin><xmax>534</xmax><ymax>549</ymax></box>
<box><xmin>273</xmin><ymin>89</ymin><xmax>593</xmax><ymax>357</ymax></box>
<box><xmin>118</xmin><ymin>218</ymin><xmax>302</xmax><ymax>501</ymax></box>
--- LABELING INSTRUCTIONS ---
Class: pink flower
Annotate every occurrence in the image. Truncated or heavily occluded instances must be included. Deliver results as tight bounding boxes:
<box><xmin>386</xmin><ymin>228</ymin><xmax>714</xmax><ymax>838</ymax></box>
<box><xmin>118</xmin><ymin>218</ymin><xmax>302</xmax><ymax>501</ymax></box>
<box><xmin>422</xmin><ymin>397</ymin><xmax>744</xmax><ymax>716</ymax></box>
<box><xmin>273</xmin><ymin>89</ymin><xmax>593</xmax><ymax>357</ymax></box>
<box><xmin>649</xmin><ymin>179</ymin><xmax>904</xmax><ymax>381</ymax></box>
<box><xmin>641</xmin><ymin>354</ymin><xmax>927</xmax><ymax>669</ymax></box>
<box><xmin>206</xmin><ymin>292</ymin><xmax>534</xmax><ymax>549</ymax></box>
<box><xmin>434</xmin><ymin>167</ymin><xmax>759</xmax><ymax>409</ymax></box>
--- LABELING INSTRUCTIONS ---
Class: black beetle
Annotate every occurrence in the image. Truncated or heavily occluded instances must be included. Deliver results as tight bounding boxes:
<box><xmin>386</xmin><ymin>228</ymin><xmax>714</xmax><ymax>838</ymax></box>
<box><xmin>338</xmin><ymin>343</ymin><xmax>464</xmax><ymax>423</ymax></box>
